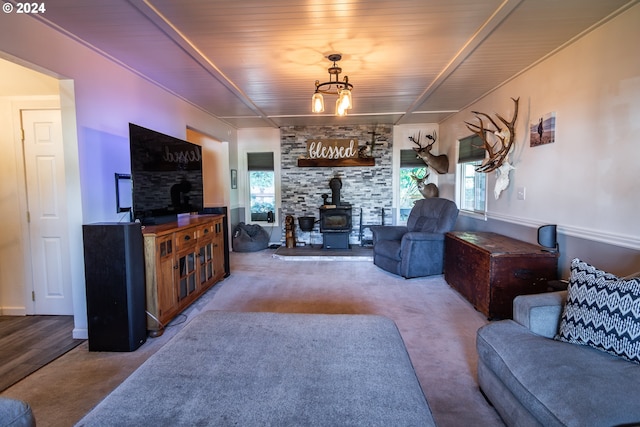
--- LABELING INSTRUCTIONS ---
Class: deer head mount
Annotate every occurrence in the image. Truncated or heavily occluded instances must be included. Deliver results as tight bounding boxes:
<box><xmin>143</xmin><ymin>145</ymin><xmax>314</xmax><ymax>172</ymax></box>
<box><xmin>411</xmin><ymin>169</ymin><xmax>439</xmax><ymax>198</ymax></box>
<box><xmin>464</xmin><ymin>97</ymin><xmax>520</xmax><ymax>173</ymax></box>
<box><xmin>409</xmin><ymin>131</ymin><xmax>450</xmax><ymax>174</ymax></box>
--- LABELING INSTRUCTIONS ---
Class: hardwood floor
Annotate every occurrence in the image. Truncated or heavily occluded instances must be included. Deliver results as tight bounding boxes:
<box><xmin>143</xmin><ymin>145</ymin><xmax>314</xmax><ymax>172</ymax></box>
<box><xmin>0</xmin><ymin>315</ymin><xmax>84</xmax><ymax>392</ymax></box>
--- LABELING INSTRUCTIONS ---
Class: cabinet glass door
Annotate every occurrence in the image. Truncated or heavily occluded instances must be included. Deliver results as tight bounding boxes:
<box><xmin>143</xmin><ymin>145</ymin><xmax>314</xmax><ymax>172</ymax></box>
<box><xmin>178</xmin><ymin>251</ymin><xmax>197</xmax><ymax>300</ymax></box>
<box><xmin>199</xmin><ymin>242</ymin><xmax>214</xmax><ymax>285</ymax></box>
<box><xmin>156</xmin><ymin>235</ymin><xmax>176</xmax><ymax>321</ymax></box>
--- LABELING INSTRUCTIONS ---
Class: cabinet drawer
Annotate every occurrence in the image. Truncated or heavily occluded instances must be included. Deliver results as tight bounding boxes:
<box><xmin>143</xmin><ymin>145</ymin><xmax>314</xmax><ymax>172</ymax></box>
<box><xmin>197</xmin><ymin>223</ymin><xmax>214</xmax><ymax>240</ymax></box>
<box><xmin>175</xmin><ymin>227</ymin><xmax>197</xmax><ymax>250</ymax></box>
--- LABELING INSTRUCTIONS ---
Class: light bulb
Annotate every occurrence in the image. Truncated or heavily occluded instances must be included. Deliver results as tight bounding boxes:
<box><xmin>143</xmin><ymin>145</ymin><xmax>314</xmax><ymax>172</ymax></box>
<box><xmin>339</xmin><ymin>88</ymin><xmax>352</xmax><ymax>110</ymax></box>
<box><xmin>312</xmin><ymin>92</ymin><xmax>324</xmax><ymax>113</ymax></box>
<box><xmin>335</xmin><ymin>98</ymin><xmax>347</xmax><ymax>116</ymax></box>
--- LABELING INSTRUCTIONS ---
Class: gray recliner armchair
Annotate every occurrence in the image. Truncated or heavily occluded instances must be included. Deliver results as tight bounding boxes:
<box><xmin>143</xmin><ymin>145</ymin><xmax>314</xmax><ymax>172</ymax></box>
<box><xmin>371</xmin><ymin>198</ymin><xmax>458</xmax><ymax>278</ymax></box>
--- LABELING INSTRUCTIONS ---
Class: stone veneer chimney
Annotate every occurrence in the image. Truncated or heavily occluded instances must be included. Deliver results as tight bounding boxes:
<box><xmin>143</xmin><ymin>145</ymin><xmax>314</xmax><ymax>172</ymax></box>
<box><xmin>279</xmin><ymin>125</ymin><xmax>393</xmax><ymax>244</ymax></box>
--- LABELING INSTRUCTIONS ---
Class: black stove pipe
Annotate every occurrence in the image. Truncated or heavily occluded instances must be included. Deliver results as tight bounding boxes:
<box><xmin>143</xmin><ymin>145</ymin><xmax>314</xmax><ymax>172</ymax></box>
<box><xmin>329</xmin><ymin>177</ymin><xmax>342</xmax><ymax>206</ymax></box>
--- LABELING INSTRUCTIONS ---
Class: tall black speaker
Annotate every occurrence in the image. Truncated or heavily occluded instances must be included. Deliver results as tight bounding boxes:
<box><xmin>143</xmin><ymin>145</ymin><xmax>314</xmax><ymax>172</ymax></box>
<box><xmin>83</xmin><ymin>223</ymin><xmax>147</xmax><ymax>351</ymax></box>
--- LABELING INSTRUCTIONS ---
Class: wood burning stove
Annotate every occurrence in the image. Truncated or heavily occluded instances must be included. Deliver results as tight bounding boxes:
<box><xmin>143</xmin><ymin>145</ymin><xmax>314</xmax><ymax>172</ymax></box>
<box><xmin>319</xmin><ymin>206</ymin><xmax>352</xmax><ymax>233</ymax></box>
<box><xmin>317</xmin><ymin>176</ymin><xmax>352</xmax><ymax>250</ymax></box>
<box><xmin>319</xmin><ymin>206</ymin><xmax>352</xmax><ymax>249</ymax></box>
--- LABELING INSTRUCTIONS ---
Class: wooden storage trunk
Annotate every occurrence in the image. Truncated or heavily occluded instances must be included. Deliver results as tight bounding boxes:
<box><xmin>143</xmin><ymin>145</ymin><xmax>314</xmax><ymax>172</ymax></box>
<box><xmin>444</xmin><ymin>231</ymin><xmax>559</xmax><ymax>319</ymax></box>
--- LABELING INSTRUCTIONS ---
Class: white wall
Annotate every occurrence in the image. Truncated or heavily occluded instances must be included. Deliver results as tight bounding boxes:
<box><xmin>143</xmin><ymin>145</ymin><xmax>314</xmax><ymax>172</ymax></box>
<box><xmin>186</xmin><ymin>128</ymin><xmax>230</xmax><ymax>209</ymax></box>
<box><xmin>0</xmin><ymin>14</ymin><xmax>236</xmax><ymax>337</ymax></box>
<box><xmin>439</xmin><ymin>4</ymin><xmax>640</xmax><ymax>256</ymax></box>
<box><xmin>0</xmin><ymin>57</ymin><xmax>60</xmax><ymax>95</ymax></box>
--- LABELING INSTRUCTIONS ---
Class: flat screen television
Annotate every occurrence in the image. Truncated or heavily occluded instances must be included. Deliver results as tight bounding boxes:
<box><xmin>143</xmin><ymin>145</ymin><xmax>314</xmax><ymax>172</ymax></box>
<box><xmin>129</xmin><ymin>123</ymin><xmax>203</xmax><ymax>225</ymax></box>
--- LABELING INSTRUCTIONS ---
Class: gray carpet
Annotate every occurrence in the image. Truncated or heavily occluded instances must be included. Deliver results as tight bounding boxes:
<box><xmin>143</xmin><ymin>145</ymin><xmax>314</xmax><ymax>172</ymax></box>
<box><xmin>2</xmin><ymin>250</ymin><xmax>504</xmax><ymax>426</ymax></box>
<box><xmin>75</xmin><ymin>311</ymin><xmax>435</xmax><ymax>427</ymax></box>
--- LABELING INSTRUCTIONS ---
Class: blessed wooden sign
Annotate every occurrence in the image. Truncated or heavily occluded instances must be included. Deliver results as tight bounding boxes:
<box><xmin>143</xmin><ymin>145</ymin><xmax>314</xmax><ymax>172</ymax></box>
<box><xmin>306</xmin><ymin>139</ymin><xmax>358</xmax><ymax>159</ymax></box>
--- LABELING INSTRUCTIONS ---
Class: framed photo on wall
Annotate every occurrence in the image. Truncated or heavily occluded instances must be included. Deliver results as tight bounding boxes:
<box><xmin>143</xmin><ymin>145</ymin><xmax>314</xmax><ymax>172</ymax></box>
<box><xmin>231</xmin><ymin>169</ymin><xmax>237</xmax><ymax>189</ymax></box>
<box><xmin>530</xmin><ymin>112</ymin><xmax>556</xmax><ymax>147</ymax></box>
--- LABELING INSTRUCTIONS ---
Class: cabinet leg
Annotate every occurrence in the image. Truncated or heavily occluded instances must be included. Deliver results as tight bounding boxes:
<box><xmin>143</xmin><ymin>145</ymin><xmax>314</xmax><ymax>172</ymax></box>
<box><xmin>148</xmin><ymin>329</ymin><xmax>164</xmax><ymax>338</ymax></box>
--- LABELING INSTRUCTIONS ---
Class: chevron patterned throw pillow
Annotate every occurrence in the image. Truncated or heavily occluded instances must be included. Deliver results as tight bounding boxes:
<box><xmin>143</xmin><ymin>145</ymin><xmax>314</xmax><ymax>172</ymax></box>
<box><xmin>556</xmin><ymin>258</ymin><xmax>640</xmax><ymax>364</ymax></box>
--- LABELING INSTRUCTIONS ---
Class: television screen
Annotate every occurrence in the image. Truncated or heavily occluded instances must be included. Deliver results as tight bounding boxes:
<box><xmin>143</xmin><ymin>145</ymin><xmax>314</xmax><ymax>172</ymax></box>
<box><xmin>129</xmin><ymin>123</ymin><xmax>203</xmax><ymax>224</ymax></box>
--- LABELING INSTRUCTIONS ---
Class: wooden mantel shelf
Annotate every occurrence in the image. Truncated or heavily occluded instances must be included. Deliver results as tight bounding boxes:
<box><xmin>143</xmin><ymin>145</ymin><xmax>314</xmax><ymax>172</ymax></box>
<box><xmin>297</xmin><ymin>157</ymin><xmax>375</xmax><ymax>167</ymax></box>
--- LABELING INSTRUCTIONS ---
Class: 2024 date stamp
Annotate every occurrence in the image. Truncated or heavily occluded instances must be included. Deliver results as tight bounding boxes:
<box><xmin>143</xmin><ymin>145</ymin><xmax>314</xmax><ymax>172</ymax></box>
<box><xmin>3</xmin><ymin>2</ymin><xmax>47</xmax><ymax>14</ymax></box>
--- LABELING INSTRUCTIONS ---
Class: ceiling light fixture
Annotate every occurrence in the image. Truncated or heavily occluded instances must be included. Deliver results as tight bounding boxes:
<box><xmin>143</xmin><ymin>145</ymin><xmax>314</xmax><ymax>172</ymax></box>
<box><xmin>312</xmin><ymin>54</ymin><xmax>353</xmax><ymax>116</ymax></box>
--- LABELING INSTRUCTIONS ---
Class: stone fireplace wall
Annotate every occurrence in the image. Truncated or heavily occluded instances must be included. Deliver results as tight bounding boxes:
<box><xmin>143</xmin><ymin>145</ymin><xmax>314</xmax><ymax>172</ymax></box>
<box><xmin>280</xmin><ymin>125</ymin><xmax>393</xmax><ymax>244</ymax></box>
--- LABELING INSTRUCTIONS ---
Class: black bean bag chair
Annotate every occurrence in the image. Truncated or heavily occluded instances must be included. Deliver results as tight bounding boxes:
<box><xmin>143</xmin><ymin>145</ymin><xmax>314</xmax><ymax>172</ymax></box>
<box><xmin>232</xmin><ymin>222</ymin><xmax>270</xmax><ymax>252</ymax></box>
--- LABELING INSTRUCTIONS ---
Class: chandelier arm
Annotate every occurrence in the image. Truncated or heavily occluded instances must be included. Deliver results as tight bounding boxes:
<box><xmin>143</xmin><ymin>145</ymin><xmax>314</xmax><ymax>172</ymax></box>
<box><xmin>315</xmin><ymin>81</ymin><xmax>353</xmax><ymax>94</ymax></box>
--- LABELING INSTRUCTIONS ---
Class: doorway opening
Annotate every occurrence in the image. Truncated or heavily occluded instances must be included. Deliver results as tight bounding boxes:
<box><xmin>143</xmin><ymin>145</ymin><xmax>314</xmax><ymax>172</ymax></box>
<box><xmin>0</xmin><ymin>55</ymin><xmax>84</xmax><ymax>337</ymax></box>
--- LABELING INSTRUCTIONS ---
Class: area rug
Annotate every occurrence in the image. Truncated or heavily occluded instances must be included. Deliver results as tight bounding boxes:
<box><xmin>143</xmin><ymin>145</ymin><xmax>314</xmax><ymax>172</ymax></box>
<box><xmin>75</xmin><ymin>311</ymin><xmax>435</xmax><ymax>426</ymax></box>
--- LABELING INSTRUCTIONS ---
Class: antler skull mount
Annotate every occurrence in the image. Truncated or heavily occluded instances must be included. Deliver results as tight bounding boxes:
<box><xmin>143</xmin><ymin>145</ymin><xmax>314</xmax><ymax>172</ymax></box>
<box><xmin>464</xmin><ymin>97</ymin><xmax>520</xmax><ymax>173</ymax></box>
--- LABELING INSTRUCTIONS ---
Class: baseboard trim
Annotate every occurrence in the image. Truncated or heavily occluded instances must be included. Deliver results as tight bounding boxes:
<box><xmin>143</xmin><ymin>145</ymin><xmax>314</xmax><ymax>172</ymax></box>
<box><xmin>73</xmin><ymin>328</ymin><xmax>88</xmax><ymax>340</ymax></box>
<box><xmin>0</xmin><ymin>307</ymin><xmax>27</xmax><ymax>316</ymax></box>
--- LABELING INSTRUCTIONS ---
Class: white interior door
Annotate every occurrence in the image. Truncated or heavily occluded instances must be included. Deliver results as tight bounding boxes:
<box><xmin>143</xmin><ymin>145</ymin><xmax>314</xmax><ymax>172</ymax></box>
<box><xmin>21</xmin><ymin>109</ymin><xmax>73</xmax><ymax>315</ymax></box>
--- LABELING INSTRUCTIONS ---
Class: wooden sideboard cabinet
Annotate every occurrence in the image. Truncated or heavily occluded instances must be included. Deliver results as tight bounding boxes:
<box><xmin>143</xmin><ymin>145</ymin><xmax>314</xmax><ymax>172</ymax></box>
<box><xmin>142</xmin><ymin>214</ymin><xmax>226</xmax><ymax>336</ymax></box>
<box><xmin>444</xmin><ymin>231</ymin><xmax>559</xmax><ymax>320</ymax></box>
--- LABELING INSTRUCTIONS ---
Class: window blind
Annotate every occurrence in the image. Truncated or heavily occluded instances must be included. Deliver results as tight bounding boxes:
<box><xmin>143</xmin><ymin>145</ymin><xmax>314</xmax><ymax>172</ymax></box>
<box><xmin>247</xmin><ymin>152</ymin><xmax>274</xmax><ymax>171</ymax></box>
<box><xmin>458</xmin><ymin>135</ymin><xmax>485</xmax><ymax>163</ymax></box>
<box><xmin>400</xmin><ymin>149</ymin><xmax>426</xmax><ymax>167</ymax></box>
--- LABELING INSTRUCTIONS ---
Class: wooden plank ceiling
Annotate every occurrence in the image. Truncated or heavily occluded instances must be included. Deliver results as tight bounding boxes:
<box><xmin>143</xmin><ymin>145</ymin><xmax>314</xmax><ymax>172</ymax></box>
<box><xmin>33</xmin><ymin>0</ymin><xmax>636</xmax><ymax>128</ymax></box>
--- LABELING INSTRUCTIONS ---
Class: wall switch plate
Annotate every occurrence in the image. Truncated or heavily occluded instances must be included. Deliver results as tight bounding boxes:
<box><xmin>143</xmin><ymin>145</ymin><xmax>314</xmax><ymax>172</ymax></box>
<box><xmin>517</xmin><ymin>187</ymin><xmax>526</xmax><ymax>200</ymax></box>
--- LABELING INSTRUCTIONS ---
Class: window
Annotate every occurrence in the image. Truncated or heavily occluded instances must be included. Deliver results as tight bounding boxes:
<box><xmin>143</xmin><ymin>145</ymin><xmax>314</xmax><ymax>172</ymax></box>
<box><xmin>247</xmin><ymin>152</ymin><xmax>275</xmax><ymax>222</ymax></box>
<box><xmin>399</xmin><ymin>149</ymin><xmax>428</xmax><ymax>221</ymax></box>
<box><xmin>459</xmin><ymin>160</ymin><xmax>486</xmax><ymax>212</ymax></box>
<box><xmin>457</xmin><ymin>135</ymin><xmax>487</xmax><ymax>214</ymax></box>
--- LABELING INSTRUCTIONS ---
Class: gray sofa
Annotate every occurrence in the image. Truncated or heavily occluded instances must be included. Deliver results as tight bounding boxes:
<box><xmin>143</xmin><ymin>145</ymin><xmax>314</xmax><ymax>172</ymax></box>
<box><xmin>0</xmin><ymin>397</ymin><xmax>35</xmax><ymax>427</ymax></box>
<box><xmin>476</xmin><ymin>291</ymin><xmax>640</xmax><ymax>427</ymax></box>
